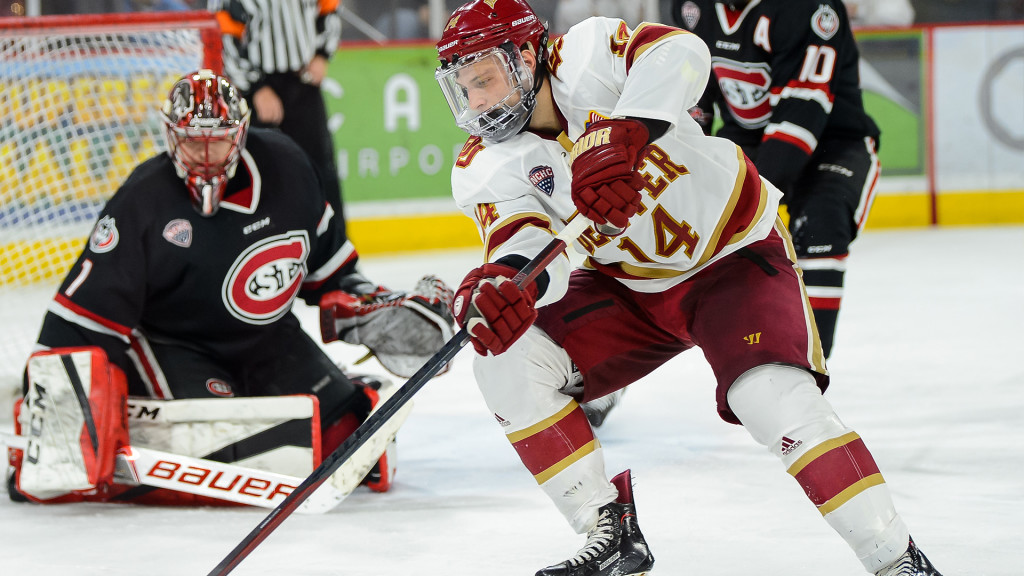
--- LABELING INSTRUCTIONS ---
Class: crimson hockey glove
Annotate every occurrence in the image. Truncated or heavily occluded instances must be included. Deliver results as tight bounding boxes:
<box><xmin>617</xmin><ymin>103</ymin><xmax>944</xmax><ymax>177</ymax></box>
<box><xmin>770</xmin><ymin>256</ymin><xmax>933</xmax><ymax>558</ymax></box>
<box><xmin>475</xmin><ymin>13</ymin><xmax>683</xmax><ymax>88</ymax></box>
<box><xmin>453</xmin><ymin>263</ymin><xmax>539</xmax><ymax>356</ymax></box>
<box><xmin>570</xmin><ymin>118</ymin><xmax>650</xmax><ymax>231</ymax></box>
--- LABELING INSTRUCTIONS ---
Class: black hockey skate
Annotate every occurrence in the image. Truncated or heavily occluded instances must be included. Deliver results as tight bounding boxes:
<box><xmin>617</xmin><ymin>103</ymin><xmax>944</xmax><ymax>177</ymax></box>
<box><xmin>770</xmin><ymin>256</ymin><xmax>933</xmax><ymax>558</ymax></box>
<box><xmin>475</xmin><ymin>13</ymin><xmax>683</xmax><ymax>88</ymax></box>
<box><xmin>874</xmin><ymin>537</ymin><xmax>943</xmax><ymax>576</ymax></box>
<box><xmin>536</xmin><ymin>470</ymin><xmax>654</xmax><ymax>576</ymax></box>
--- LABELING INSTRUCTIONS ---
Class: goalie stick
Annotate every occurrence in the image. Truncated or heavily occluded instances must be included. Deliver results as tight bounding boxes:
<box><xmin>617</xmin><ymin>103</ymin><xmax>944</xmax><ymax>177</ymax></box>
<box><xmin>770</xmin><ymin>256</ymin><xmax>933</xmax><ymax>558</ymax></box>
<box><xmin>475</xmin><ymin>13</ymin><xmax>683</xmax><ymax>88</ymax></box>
<box><xmin>1</xmin><ymin>401</ymin><xmax>407</xmax><ymax>512</ymax></box>
<box><xmin>207</xmin><ymin>214</ymin><xmax>594</xmax><ymax>576</ymax></box>
<box><xmin>0</xmin><ymin>420</ymin><xmax>402</xmax><ymax>514</ymax></box>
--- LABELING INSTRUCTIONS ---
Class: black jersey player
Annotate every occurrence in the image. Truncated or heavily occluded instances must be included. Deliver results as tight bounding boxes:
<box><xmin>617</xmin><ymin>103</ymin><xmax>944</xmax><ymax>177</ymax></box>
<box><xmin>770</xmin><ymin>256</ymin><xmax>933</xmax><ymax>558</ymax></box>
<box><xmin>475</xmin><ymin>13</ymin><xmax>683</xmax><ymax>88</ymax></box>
<box><xmin>673</xmin><ymin>0</ymin><xmax>881</xmax><ymax>358</ymax></box>
<box><xmin>11</xmin><ymin>70</ymin><xmax>453</xmax><ymax>504</ymax></box>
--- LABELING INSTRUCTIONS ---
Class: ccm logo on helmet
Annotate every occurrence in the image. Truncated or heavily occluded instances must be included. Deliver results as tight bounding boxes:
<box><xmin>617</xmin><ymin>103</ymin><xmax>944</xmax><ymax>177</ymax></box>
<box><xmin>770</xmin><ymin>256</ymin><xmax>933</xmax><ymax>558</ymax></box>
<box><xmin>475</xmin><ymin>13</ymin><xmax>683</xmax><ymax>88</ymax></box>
<box><xmin>222</xmin><ymin>231</ymin><xmax>310</xmax><ymax>325</ymax></box>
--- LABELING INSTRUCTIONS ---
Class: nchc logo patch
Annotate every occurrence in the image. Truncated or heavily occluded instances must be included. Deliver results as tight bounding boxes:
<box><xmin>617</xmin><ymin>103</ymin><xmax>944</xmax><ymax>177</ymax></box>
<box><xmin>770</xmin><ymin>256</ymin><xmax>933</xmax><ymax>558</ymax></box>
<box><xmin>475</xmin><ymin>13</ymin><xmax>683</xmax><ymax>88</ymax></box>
<box><xmin>529</xmin><ymin>165</ymin><xmax>556</xmax><ymax>196</ymax></box>
<box><xmin>680</xmin><ymin>1</ymin><xmax>701</xmax><ymax>29</ymax></box>
<box><xmin>162</xmin><ymin>219</ymin><xmax>193</xmax><ymax>248</ymax></box>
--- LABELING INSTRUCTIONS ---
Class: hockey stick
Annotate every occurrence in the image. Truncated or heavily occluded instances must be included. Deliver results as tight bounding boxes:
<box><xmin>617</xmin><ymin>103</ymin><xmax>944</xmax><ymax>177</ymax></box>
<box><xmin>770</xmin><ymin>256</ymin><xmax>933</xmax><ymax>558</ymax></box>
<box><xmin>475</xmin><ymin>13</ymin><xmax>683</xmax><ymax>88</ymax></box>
<box><xmin>0</xmin><ymin>431</ymin><xmax>348</xmax><ymax>513</ymax></box>
<box><xmin>207</xmin><ymin>214</ymin><xmax>593</xmax><ymax>576</ymax></box>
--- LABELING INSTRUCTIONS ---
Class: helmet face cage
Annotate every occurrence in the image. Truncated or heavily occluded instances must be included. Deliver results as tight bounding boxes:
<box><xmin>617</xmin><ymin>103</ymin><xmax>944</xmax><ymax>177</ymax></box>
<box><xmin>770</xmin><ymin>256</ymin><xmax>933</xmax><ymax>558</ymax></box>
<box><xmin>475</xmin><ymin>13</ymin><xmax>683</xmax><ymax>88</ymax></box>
<box><xmin>161</xmin><ymin>70</ymin><xmax>251</xmax><ymax>216</ymax></box>
<box><xmin>435</xmin><ymin>0</ymin><xmax>548</xmax><ymax>142</ymax></box>
<box><xmin>436</xmin><ymin>45</ymin><xmax>536</xmax><ymax>142</ymax></box>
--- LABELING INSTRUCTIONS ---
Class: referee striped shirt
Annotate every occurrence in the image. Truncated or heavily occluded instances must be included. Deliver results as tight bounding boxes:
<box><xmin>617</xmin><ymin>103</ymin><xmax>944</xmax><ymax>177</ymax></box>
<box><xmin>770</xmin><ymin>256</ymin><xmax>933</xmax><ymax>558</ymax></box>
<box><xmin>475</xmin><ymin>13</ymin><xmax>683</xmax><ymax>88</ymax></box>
<box><xmin>216</xmin><ymin>0</ymin><xmax>342</xmax><ymax>92</ymax></box>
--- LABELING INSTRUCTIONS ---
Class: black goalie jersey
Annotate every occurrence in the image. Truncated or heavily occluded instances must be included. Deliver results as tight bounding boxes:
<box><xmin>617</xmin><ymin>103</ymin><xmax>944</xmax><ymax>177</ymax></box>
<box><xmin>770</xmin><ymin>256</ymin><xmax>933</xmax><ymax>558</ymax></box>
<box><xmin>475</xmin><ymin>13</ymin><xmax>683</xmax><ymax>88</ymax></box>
<box><xmin>672</xmin><ymin>0</ymin><xmax>879</xmax><ymax>194</ymax></box>
<box><xmin>35</xmin><ymin>128</ymin><xmax>359</xmax><ymax>394</ymax></box>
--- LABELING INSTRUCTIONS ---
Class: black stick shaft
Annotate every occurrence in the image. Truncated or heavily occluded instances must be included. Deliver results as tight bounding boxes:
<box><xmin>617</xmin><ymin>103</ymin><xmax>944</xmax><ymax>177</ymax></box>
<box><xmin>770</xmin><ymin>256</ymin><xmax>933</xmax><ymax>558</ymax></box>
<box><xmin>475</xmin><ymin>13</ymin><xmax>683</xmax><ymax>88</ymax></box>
<box><xmin>207</xmin><ymin>216</ymin><xmax>590</xmax><ymax>576</ymax></box>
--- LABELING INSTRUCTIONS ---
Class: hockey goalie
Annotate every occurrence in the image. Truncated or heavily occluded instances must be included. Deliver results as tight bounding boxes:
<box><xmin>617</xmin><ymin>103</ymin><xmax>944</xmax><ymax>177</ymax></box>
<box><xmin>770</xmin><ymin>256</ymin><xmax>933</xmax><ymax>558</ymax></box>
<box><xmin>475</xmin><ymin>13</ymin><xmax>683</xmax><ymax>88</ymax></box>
<box><xmin>4</xmin><ymin>70</ymin><xmax>455</xmax><ymax>509</ymax></box>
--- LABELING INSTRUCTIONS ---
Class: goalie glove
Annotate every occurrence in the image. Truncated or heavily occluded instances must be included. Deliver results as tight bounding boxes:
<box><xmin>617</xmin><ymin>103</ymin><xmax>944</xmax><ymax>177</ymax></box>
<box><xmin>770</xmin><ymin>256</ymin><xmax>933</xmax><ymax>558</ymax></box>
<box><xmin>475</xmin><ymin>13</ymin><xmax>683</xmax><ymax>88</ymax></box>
<box><xmin>569</xmin><ymin>118</ymin><xmax>650</xmax><ymax>232</ymax></box>
<box><xmin>453</xmin><ymin>263</ymin><xmax>538</xmax><ymax>356</ymax></box>
<box><xmin>320</xmin><ymin>275</ymin><xmax>456</xmax><ymax>378</ymax></box>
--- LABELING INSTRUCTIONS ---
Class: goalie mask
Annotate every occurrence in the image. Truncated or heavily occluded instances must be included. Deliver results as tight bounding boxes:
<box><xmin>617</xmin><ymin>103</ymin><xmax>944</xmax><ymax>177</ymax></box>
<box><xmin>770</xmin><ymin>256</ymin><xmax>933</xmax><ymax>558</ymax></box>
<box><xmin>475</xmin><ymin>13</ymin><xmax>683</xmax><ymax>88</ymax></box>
<box><xmin>161</xmin><ymin>70</ymin><xmax>251</xmax><ymax>216</ymax></box>
<box><xmin>435</xmin><ymin>0</ymin><xmax>548</xmax><ymax>142</ymax></box>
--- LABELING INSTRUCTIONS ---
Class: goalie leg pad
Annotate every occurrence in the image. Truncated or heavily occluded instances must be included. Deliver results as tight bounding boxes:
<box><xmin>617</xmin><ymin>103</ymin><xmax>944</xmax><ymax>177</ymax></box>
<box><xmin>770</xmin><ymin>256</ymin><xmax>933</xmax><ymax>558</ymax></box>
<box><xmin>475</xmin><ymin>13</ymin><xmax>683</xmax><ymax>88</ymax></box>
<box><xmin>15</xmin><ymin>347</ymin><xmax>128</xmax><ymax>502</ymax></box>
<box><xmin>321</xmin><ymin>375</ymin><xmax>410</xmax><ymax>498</ymax></box>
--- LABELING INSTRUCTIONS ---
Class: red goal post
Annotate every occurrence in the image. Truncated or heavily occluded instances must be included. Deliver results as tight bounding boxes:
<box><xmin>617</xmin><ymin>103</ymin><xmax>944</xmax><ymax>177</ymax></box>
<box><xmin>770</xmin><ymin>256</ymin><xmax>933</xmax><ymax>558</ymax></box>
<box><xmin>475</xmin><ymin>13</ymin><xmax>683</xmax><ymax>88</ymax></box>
<box><xmin>0</xmin><ymin>11</ymin><xmax>222</xmax><ymax>407</ymax></box>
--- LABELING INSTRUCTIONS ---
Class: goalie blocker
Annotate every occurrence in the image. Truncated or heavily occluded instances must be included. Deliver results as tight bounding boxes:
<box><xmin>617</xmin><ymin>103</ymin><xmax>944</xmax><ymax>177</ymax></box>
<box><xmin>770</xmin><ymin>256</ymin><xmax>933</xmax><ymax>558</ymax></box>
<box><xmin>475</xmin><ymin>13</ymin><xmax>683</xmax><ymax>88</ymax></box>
<box><xmin>7</xmin><ymin>347</ymin><xmax>404</xmax><ymax>507</ymax></box>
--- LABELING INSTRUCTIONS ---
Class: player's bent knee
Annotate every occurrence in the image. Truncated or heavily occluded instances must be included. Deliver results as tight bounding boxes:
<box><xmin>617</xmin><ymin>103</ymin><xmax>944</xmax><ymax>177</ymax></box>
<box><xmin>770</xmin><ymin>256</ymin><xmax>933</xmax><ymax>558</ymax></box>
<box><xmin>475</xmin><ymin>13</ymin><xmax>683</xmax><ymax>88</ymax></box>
<box><xmin>472</xmin><ymin>326</ymin><xmax>577</xmax><ymax>431</ymax></box>
<box><xmin>727</xmin><ymin>364</ymin><xmax>848</xmax><ymax>463</ymax></box>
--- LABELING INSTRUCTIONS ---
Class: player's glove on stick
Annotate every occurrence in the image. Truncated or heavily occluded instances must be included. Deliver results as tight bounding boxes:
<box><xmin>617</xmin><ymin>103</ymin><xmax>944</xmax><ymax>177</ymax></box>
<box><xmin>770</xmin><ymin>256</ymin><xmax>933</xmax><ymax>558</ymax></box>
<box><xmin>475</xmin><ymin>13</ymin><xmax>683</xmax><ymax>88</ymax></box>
<box><xmin>453</xmin><ymin>263</ymin><xmax>539</xmax><ymax>356</ymax></box>
<box><xmin>570</xmin><ymin>118</ymin><xmax>650</xmax><ymax>232</ymax></box>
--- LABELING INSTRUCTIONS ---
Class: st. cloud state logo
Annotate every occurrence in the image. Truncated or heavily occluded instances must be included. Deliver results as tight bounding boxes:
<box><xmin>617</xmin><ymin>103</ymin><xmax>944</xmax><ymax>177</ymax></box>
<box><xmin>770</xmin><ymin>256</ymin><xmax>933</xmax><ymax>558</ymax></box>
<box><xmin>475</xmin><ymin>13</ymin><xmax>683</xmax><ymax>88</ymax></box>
<box><xmin>222</xmin><ymin>231</ymin><xmax>310</xmax><ymax>324</ymax></box>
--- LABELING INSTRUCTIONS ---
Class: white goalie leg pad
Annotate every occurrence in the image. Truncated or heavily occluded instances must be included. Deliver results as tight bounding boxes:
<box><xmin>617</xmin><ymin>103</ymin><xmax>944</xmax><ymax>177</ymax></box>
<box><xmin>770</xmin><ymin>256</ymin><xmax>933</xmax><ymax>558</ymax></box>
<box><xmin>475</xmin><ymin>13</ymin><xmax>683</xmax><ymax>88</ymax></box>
<box><xmin>321</xmin><ymin>377</ymin><xmax>412</xmax><ymax>502</ymax></box>
<box><xmin>127</xmin><ymin>395</ymin><xmax>320</xmax><ymax>478</ymax></box>
<box><xmin>124</xmin><ymin>389</ymin><xmax>408</xmax><ymax>510</ymax></box>
<box><xmin>17</xmin><ymin>347</ymin><xmax>128</xmax><ymax>501</ymax></box>
<box><xmin>473</xmin><ymin>327</ymin><xmax>617</xmax><ymax>534</ymax></box>
<box><xmin>727</xmin><ymin>364</ymin><xmax>910</xmax><ymax>571</ymax></box>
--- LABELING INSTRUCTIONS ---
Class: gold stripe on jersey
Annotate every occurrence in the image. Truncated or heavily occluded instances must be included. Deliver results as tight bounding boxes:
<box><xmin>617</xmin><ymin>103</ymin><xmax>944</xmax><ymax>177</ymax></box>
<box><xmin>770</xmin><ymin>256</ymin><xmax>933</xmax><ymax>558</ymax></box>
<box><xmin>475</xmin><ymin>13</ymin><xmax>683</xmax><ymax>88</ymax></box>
<box><xmin>483</xmin><ymin>211</ymin><xmax>554</xmax><ymax>261</ymax></box>
<box><xmin>578</xmin><ymin>146</ymin><xmax>768</xmax><ymax>281</ymax></box>
<box><xmin>624</xmin><ymin>23</ymin><xmax>691</xmax><ymax>73</ymax></box>
<box><xmin>693</xmin><ymin>146</ymin><xmax>770</xmax><ymax>269</ymax></box>
<box><xmin>774</xmin><ymin>217</ymin><xmax>828</xmax><ymax>375</ymax></box>
<box><xmin>580</xmin><ymin>259</ymin><xmax>690</xmax><ymax>279</ymax></box>
<box><xmin>557</xmin><ymin>132</ymin><xmax>574</xmax><ymax>153</ymax></box>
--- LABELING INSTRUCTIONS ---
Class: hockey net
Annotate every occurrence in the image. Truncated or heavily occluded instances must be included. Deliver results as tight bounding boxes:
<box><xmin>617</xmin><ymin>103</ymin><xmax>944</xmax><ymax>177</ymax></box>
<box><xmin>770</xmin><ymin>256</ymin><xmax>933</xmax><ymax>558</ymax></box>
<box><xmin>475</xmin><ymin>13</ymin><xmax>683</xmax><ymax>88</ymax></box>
<box><xmin>0</xmin><ymin>11</ymin><xmax>222</xmax><ymax>414</ymax></box>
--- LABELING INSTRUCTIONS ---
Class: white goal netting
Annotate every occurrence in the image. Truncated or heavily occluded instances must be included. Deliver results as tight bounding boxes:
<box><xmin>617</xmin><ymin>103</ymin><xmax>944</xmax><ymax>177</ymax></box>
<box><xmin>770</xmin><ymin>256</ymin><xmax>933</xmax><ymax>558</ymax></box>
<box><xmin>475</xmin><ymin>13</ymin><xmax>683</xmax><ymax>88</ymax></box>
<box><xmin>0</xmin><ymin>12</ymin><xmax>221</xmax><ymax>414</ymax></box>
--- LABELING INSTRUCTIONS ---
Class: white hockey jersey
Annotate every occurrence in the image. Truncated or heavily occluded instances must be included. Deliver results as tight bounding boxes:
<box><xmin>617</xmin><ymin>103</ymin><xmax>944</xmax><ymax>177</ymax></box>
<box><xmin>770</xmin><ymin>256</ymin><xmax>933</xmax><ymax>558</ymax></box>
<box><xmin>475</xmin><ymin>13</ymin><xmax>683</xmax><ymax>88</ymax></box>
<box><xmin>450</xmin><ymin>17</ymin><xmax>783</xmax><ymax>305</ymax></box>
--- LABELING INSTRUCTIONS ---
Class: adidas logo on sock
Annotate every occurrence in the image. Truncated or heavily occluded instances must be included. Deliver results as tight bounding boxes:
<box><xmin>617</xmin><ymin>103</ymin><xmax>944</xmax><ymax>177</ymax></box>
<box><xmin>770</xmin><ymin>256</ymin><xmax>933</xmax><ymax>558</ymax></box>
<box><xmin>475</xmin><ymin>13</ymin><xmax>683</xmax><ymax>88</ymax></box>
<box><xmin>494</xmin><ymin>413</ymin><xmax>511</xmax><ymax>427</ymax></box>
<box><xmin>781</xmin><ymin>436</ymin><xmax>803</xmax><ymax>456</ymax></box>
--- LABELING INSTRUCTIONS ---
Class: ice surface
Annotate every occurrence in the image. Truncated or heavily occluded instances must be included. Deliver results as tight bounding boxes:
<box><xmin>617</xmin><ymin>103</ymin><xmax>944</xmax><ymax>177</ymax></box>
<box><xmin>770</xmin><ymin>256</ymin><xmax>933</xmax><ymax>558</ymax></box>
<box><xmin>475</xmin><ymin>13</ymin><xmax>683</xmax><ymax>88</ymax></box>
<box><xmin>2</xmin><ymin>226</ymin><xmax>1021</xmax><ymax>575</ymax></box>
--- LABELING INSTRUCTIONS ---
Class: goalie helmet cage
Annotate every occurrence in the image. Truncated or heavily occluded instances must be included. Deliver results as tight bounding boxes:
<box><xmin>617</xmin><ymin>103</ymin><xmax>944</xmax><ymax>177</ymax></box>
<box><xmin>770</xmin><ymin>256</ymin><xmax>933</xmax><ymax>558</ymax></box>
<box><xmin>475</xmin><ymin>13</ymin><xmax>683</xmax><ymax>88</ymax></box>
<box><xmin>0</xmin><ymin>11</ymin><xmax>222</xmax><ymax>409</ymax></box>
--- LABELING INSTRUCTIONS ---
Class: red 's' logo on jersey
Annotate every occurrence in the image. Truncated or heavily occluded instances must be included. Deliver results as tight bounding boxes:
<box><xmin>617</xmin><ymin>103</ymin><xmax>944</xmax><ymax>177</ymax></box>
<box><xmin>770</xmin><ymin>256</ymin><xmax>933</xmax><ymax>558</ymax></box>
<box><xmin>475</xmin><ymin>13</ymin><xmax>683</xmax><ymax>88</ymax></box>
<box><xmin>222</xmin><ymin>231</ymin><xmax>310</xmax><ymax>325</ymax></box>
<box><xmin>712</xmin><ymin>59</ymin><xmax>773</xmax><ymax>128</ymax></box>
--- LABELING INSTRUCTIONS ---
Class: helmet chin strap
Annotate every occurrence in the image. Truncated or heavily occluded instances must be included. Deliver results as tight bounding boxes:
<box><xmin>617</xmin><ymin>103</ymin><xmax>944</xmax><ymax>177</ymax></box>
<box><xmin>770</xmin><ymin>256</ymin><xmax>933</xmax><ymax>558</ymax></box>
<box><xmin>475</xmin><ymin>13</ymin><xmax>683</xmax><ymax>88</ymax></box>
<box><xmin>516</xmin><ymin>46</ymin><xmax>548</xmax><ymax>136</ymax></box>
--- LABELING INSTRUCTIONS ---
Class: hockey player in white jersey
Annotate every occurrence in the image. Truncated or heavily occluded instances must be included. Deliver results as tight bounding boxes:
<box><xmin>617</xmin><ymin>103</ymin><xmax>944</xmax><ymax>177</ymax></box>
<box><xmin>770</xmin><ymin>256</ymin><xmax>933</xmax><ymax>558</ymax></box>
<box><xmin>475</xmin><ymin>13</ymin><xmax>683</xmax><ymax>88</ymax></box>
<box><xmin>434</xmin><ymin>1</ymin><xmax>942</xmax><ymax>575</ymax></box>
